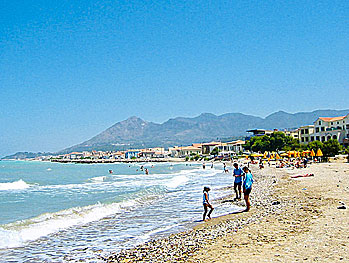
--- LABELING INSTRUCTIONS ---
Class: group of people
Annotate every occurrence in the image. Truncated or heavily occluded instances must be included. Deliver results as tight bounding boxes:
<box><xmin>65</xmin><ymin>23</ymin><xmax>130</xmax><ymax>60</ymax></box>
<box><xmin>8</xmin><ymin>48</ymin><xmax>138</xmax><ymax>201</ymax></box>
<box><xmin>202</xmin><ymin>163</ymin><xmax>254</xmax><ymax>221</ymax></box>
<box><xmin>275</xmin><ymin>157</ymin><xmax>309</xmax><ymax>169</ymax></box>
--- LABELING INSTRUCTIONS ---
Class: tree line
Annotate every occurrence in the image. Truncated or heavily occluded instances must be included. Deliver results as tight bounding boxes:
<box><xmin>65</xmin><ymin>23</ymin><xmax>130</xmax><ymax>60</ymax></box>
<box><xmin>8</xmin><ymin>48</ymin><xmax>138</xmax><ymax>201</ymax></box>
<box><xmin>244</xmin><ymin>132</ymin><xmax>344</xmax><ymax>157</ymax></box>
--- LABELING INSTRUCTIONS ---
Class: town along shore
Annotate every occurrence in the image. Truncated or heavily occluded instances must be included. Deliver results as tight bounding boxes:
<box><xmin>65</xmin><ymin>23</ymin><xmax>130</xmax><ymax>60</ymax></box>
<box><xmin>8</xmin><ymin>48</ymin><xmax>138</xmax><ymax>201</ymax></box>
<box><xmin>105</xmin><ymin>162</ymin><xmax>348</xmax><ymax>262</ymax></box>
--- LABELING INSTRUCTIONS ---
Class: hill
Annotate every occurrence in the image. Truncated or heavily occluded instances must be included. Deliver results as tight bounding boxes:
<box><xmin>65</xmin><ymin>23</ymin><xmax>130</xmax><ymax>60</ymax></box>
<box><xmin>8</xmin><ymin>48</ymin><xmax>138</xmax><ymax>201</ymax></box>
<box><xmin>61</xmin><ymin>109</ymin><xmax>349</xmax><ymax>153</ymax></box>
<box><xmin>2</xmin><ymin>152</ymin><xmax>53</xmax><ymax>160</ymax></box>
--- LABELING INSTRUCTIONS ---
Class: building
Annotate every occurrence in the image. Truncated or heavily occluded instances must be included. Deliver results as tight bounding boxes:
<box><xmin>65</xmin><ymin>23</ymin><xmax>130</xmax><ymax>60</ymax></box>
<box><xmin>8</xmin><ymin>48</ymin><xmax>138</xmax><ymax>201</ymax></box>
<box><xmin>139</xmin><ymin>149</ymin><xmax>156</xmax><ymax>158</ymax></box>
<box><xmin>169</xmin><ymin>145</ymin><xmax>202</xmax><ymax>157</ymax></box>
<box><xmin>180</xmin><ymin>145</ymin><xmax>202</xmax><ymax>156</ymax></box>
<box><xmin>69</xmin><ymin>152</ymin><xmax>84</xmax><ymax>159</ymax></box>
<box><xmin>312</xmin><ymin>115</ymin><xmax>349</xmax><ymax>144</ymax></box>
<box><xmin>246</xmin><ymin>129</ymin><xmax>274</xmax><ymax>139</ymax></box>
<box><xmin>226</xmin><ymin>140</ymin><xmax>245</xmax><ymax>153</ymax></box>
<box><xmin>125</xmin><ymin>150</ymin><xmax>140</xmax><ymax>159</ymax></box>
<box><xmin>113</xmin><ymin>151</ymin><xmax>125</xmax><ymax>159</ymax></box>
<box><xmin>201</xmin><ymin>142</ymin><xmax>222</xmax><ymax>155</ymax></box>
<box><xmin>298</xmin><ymin>125</ymin><xmax>315</xmax><ymax>144</ymax></box>
<box><xmin>284</xmin><ymin>129</ymin><xmax>299</xmax><ymax>140</ymax></box>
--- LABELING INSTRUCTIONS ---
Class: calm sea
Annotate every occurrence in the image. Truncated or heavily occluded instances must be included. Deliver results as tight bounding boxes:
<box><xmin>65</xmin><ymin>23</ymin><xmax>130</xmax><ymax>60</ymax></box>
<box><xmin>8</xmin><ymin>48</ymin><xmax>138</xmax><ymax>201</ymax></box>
<box><xmin>0</xmin><ymin>160</ymin><xmax>240</xmax><ymax>262</ymax></box>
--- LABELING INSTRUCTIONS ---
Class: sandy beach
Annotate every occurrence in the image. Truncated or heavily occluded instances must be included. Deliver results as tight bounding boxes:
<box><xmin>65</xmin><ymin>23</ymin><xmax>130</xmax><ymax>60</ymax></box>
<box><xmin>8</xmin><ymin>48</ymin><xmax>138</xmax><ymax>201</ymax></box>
<box><xmin>106</xmin><ymin>162</ymin><xmax>349</xmax><ymax>262</ymax></box>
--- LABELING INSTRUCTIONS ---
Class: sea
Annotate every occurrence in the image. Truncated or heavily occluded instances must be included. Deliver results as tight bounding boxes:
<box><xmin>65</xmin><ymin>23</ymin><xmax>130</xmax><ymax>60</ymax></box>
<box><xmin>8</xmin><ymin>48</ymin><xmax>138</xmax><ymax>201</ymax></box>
<box><xmin>0</xmin><ymin>160</ymin><xmax>240</xmax><ymax>262</ymax></box>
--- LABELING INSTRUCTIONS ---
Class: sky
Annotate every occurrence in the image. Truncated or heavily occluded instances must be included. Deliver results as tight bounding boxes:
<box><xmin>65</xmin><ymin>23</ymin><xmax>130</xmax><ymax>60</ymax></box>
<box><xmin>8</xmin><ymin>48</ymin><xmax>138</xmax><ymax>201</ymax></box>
<box><xmin>0</xmin><ymin>0</ymin><xmax>348</xmax><ymax>157</ymax></box>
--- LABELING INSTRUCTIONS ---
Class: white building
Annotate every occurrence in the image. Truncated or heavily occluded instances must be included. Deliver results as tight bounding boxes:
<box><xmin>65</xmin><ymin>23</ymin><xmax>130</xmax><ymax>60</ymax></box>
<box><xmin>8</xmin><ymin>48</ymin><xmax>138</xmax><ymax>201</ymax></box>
<box><xmin>298</xmin><ymin>125</ymin><xmax>315</xmax><ymax>144</ymax></box>
<box><xmin>226</xmin><ymin>140</ymin><xmax>245</xmax><ymax>153</ymax></box>
<box><xmin>169</xmin><ymin>145</ymin><xmax>202</xmax><ymax>157</ymax></box>
<box><xmin>312</xmin><ymin>115</ymin><xmax>349</xmax><ymax>144</ymax></box>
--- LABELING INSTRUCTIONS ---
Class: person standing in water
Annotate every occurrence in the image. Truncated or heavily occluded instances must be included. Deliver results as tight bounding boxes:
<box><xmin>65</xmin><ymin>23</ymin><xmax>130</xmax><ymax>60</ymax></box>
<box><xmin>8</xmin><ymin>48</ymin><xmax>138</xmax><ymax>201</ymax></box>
<box><xmin>232</xmin><ymin>163</ymin><xmax>243</xmax><ymax>200</ymax></box>
<box><xmin>242</xmin><ymin>166</ymin><xmax>254</xmax><ymax>212</ymax></box>
<box><xmin>203</xmin><ymin>187</ymin><xmax>214</xmax><ymax>221</ymax></box>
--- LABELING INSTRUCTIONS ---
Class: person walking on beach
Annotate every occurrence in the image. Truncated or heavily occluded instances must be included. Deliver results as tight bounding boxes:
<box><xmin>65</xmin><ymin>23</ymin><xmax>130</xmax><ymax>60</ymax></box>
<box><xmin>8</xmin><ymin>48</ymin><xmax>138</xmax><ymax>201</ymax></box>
<box><xmin>242</xmin><ymin>166</ymin><xmax>254</xmax><ymax>212</ymax></box>
<box><xmin>203</xmin><ymin>187</ymin><xmax>214</xmax><ymax>221</ymax></box>
<box><xmin>232</xmin><ymin>163</ymin><xmax>243</xmax><ymax>200</ymax></box>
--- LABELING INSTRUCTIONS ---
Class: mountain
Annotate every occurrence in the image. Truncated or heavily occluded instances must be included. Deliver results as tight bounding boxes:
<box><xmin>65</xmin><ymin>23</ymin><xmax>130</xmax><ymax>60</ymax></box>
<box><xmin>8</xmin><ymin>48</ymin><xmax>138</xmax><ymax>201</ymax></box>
<box><xmin>2</xmin><ymin>152</ymin><xmax>53</xmax><ymax>160</ymax></box>
<box><xmin>61</xmin><ymin>109</ymin><xmax>349</xmax><ymax>153</ymax></box>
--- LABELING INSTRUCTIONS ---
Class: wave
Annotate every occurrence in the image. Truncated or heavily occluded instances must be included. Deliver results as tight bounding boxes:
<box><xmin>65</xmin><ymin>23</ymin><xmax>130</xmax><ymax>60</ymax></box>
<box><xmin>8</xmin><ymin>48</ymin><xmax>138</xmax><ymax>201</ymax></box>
<box><xmin>138</xmin><ymin>224</ymin><xmax>179</xmax><ymax>241</ymax></box>
<box><xmin>0</xmin><ymin>199</ymin><xmax>138</xmax><ymax>249</ymax></box>
<box><xmin>89</xmin><ymin>176</ymin><xmax>106</xmax><ymax>182</ymax></box>
<box><xmin>0</xmin><ymin>184</ymin><xmax>167</xmax><ymax>249</ymax></box>
<box><xmin>0</xmin><ymin>180</ymin><xmax>30</xmax><ymax>191</ymax></box>
<box><xmin>165</xmin><ymin>175</ymin><xmax>188</xmax><ymax>189</ymax></box>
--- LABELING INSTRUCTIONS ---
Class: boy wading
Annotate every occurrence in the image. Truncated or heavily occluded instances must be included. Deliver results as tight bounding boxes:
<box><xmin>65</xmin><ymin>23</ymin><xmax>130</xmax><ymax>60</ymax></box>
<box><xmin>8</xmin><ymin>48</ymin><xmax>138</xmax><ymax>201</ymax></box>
<box><xmin>233</xmin><ymin>163</ymin><xmax>243</xmax><ymax>200</ymax></box>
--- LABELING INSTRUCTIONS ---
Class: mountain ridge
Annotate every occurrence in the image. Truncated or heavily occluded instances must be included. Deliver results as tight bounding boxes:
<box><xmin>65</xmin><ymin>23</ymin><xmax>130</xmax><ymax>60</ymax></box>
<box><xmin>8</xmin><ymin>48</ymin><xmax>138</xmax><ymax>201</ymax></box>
<box><xmin>60</xmin><ymin>109</ymin><xmax>349</xmax><ymax>153</ymax></box>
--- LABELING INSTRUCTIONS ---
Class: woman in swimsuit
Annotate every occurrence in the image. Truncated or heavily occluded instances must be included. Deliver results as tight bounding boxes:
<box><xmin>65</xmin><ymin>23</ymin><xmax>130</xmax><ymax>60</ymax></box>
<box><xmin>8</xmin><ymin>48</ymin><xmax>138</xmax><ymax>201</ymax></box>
<box><xmin>203</xmin><ymin>187</ymin><xmax>214</xmax><ymax>221</ymax></box>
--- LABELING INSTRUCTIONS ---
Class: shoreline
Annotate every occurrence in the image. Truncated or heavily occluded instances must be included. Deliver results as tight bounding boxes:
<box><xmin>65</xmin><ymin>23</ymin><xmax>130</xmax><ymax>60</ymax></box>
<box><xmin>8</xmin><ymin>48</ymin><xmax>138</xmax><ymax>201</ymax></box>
<box><xmin>105</xmin><ymin>162</ymin><xmax>348</xmax><ymax>262</ymax></box>
<box><xmin>104</xmin><ymin>163</ymin><xmax>278</xmax><ymax>262</ymax></box>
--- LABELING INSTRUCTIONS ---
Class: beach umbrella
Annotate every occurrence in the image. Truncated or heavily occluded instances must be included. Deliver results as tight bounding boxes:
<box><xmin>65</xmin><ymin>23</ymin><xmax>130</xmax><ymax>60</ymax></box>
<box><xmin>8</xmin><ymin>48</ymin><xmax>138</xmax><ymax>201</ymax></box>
<box><xmin>310</xmin><ymin>149</ymin><xmax>315</xmax><ymax>157</ymax></box>
<box><xmin>280</xmin><ymin>153</ymin><xmax>288</xmax><ymax>157</ymax></box>
<box><xmin>276</xmin><ymin>153</ymin><xmax>281</xmax><ymax>160</ymax></box>
<box><xmin>288</xmin><ymin>151</ymin><xmax>292</xmax><ymax>158</ymax></box>
<box><xmin>263</xmin><ymin>152</ymin><xmax>268</xmax><ymax>159</ymax></box>
<box><xmin>270</xmin><ymin>153</ymin><xmax>275</xmax><ymax>159</ymax></box>
<box><xmin>316</xmin><ymin>148</ymin><xmax>323</xmax><ymax>157</ymax></box>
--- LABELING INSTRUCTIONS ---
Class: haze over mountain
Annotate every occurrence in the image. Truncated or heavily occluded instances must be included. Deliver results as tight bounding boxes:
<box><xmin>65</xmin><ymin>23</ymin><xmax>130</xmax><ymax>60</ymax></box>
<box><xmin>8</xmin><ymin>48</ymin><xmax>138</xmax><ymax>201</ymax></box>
<box><xmin>61</xmin><ymin>109</ymin><xmax>349</xmax><ymax>153</ymax></box>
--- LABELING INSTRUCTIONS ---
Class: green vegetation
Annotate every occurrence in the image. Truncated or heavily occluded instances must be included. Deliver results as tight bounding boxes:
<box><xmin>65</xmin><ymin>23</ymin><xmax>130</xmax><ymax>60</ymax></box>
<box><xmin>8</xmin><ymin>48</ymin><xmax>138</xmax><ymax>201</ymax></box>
<box><xmin>210</xmin><ymin>147</ymin><xmax>219</xmax><ymax>156</ymax></box>
<box><xmin>244</xmin><ymin>132</ymin><xmax>300</xmax><ymax>152</ymax></box>
<box><xmin>245</xmin><ymin>133</ymin><xmax>343</xmax><ymax>158</ymax></box>
<box><xmin>302</xmin><ymin>140</ymin><xmax>323</xmax><ymax>151</ymax></box>
<box><xmin>302</xmin><ymin>139</ymin><xmax>341</xmax><ymax>157</ymax></box>
<box><xmin>322</xmin><ymin>139</ymin><xmax>342</xmax><ymax>157</ymax></box>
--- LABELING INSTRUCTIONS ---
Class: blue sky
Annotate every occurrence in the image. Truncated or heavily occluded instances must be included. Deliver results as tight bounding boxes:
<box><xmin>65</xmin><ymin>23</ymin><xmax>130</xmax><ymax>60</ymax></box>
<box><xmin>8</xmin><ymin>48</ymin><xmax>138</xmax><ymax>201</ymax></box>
<box><xmin>1</xmin><ymin>0</ymin><xmax>348</xmax><ymax>156</ymax></box>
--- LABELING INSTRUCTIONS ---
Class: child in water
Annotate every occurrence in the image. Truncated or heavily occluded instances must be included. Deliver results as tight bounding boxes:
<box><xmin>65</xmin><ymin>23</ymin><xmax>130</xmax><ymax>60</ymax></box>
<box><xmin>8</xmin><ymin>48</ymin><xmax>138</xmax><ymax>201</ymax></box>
<box><xmin>203</xmin><ymin>187</ymin><xmax>214</xmax><ymax>221</ymax></box>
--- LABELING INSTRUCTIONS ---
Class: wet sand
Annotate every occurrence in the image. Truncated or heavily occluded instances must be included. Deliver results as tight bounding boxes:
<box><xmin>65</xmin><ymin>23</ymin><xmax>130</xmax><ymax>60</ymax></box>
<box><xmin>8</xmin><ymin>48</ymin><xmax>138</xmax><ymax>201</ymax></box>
<box><xmin>106</xmin><ymin>162</ymin><xmax>349</xmax><ymax>262</ymax></box>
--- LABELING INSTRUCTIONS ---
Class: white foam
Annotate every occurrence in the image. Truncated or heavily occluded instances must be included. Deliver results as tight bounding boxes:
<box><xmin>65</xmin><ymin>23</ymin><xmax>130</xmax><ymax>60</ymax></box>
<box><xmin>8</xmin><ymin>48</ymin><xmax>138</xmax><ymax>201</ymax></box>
<box><xmin>165</xmin><ymin>175</ymin><xmax>188</xmax><ymax>189</ymax></box>
<box><xmin>0</xmin><ymin>199</ymin><xmax>138</xmax><ymax>249</ymax></box>
<box><xmin>90</xmin><ymin>176</ymin><xmax>106</xmax><ymax>182</ymax></box>
<box><xmin>0</xmin><ymin>180</ymin><xmax>30</xmax><ymax>191</ymax></box>
<box><xmin>139</xmin><ymin>224</ymin><xmax>178</xmax><ymax>241</ymax></box>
